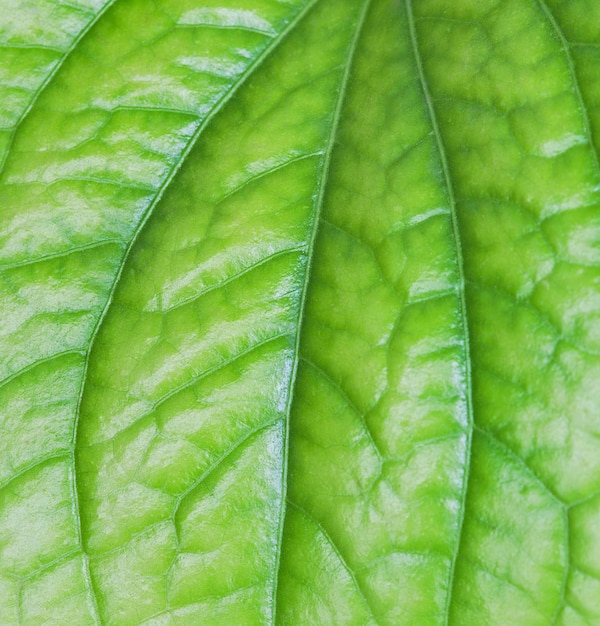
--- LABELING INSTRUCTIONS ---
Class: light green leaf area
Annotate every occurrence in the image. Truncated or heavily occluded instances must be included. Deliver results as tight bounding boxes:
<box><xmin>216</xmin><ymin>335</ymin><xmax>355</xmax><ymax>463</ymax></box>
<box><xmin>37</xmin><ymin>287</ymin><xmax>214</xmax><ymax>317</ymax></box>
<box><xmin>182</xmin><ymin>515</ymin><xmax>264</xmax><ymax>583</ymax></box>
<box><xmin>1</xmin><ymin>0</ymin><xmax>599</xmax><ymax>624</ymax></box>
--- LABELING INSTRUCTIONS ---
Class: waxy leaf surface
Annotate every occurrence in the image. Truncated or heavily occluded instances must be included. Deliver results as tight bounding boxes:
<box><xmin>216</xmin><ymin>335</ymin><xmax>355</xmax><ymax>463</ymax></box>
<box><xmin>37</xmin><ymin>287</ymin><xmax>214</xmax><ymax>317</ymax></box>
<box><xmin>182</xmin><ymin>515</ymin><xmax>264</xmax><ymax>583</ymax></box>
<box><xmin>1</xmin><ymin>0</ymin><xmax>599</xmax><ymax>624</ymax></box>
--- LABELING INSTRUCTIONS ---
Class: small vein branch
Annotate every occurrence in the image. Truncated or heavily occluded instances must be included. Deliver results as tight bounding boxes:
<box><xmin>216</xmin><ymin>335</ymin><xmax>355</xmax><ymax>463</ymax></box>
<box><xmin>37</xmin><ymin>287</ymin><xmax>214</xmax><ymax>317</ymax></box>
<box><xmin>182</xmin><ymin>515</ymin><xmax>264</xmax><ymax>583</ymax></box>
<box><xmin>536</xmin><ymin>0</ymin><xmax>600</xmax><ymax>179</ymax></box>
<box><xmin>0</xmin><ymin>0</ymin><xmax>118</xmax><ymax>179</ymax></box>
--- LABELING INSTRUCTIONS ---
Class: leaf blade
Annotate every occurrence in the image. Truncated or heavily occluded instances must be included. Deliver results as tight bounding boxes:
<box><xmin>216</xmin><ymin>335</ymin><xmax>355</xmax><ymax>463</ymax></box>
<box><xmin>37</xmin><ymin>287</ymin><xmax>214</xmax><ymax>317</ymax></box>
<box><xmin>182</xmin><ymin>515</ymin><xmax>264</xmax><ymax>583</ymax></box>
<box><xmin>1</xmin><ymin>0</ymin><xmax>600</xmax><ymax>624</ymax></box>
<box><xmin>280</xmin><ymin>0</ymin><xmax>471</xmax><ymax>622</ymax></box>
<box><xmin>413</xmin><ymin>0</ymin><xmax>600</xmax><ymax>622</ymax></box>
<box><xmin>76</xmin><ymin>0</ymin><xmax>371</xmax><ymax>621</ymax></box>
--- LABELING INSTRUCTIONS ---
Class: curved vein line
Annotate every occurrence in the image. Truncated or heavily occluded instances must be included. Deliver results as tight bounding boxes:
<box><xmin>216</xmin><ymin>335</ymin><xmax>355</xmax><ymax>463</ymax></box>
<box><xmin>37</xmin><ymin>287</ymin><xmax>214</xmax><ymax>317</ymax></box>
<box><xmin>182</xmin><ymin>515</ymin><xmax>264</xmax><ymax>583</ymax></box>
<box><xmin>161</xmin><ymin>247</ymin><xmax>306</xmax><ymax>314</ymax></box>
<box><xmin>300</xmin><ymin>356</ymin><xmax>383</xmax><ymax>463</ymax></box>
<box><xmin>20</xmin><ymin>549</ymin><xmax>80</xmax><ymax>583</ymax></box>
<box><xmin>97</xmin><ymin>333</ymin><xmax>290</xmax><ymax>448</ymax></box>
<box><xmin>287</xmin><ymin>499</ymin><xmax>378</xmax><ymax>624</ymax></box>
<box><xmin>0</xmin><ymin>452</ymin><xmax>70</xmax><ymax>495</ymax></box>
<box><xmin>568</xmin><ymin>488</ymin><xmax>600</xmax><ymax>510</ymax></box>
<box><xmin>474</xmin><ymin>426</ymin><xmax>564</xmax><ymax>507</ymax></box>
<box><xmin>171</xmin><ymin>419</ymin><xmax>280</xmax><ymax>523</ymax></box>
<box><xmin>0</xmin><ymin>42</ymin><xmax>64</xmax><ymax>52</ymax></box>
<box><xmin>67</xmin><ymin>3</ymin><xmax>321</xmax><ymax>622</ymax></box>
<box><xmin>215</xmin><ymin>151</ymin><xmax>322</xmax><ymax>207</ymax></box>
<box><xmin>536</xmin><ymin>0</ymin><xmax>600</xmax><ymax>180</ymax></box>
<box><xmin>0</xmin><ymin>349</ymin><xmax>85</xmax><ymax>390</ymax></box>
<box><xmin>174</xmin><ymin>22</ymin><xmax>276</xmax><ymax>37</ymax></box>
<box><xmin>270</xmin><ymin>0</ymin><xmax>374</xmax><ymax>621</ymax></box>
<box><xmin>0</xmin><ymin>0</ymin><xmax>118</xmax><ymax>180</ymax></box>
<box><xmin>405</xmin><ymin>2</ymin><xmax>475</xmax><ymax>623</ymax></box>
<box><xmin>0</xmin><ymin>239</ymin><xmax>122</xmax><ymax>272</ymax></box>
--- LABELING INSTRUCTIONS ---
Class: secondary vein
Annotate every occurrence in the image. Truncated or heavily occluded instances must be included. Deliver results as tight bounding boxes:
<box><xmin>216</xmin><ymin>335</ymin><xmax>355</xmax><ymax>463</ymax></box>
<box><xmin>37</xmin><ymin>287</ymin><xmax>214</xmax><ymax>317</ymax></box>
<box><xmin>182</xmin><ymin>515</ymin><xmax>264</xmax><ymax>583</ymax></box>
<box><xmin>405</xmin><ymin>2</ymin><xmax>476</xmax><ymax>623</ymax></box>
<box><xmin>0</xmin><ymin>0</ymin><xmax>118</xmax><ymax>179</ymax></box>
<box><xmin>269</xmin><ymin>0</ymin><xmax>375</xmax><ymax>622</ymax></box>
<box><xmin>536</xmin><ymin>0</ymin><xmax>600</xmax><ymax>180</ymax></box>
<box><xmin>67</xmin><ymin>2</ymin><xmax>321</xmax><ymax>623</ymax></box>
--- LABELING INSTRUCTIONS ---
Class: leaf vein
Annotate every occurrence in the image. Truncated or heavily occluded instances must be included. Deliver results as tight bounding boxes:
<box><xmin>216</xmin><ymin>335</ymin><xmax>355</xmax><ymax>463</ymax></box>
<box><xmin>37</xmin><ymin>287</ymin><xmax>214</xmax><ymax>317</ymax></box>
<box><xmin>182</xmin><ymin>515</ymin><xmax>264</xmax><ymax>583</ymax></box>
<box><xmin>0</xmin><ymin>0</ymin><xmax>118</xmax><ymax>180</ymax></box>
<box><xmin>101</xmin><ymin>333</ymin><xmax>290</xmax><ymax>447</ymax></box>
<box><xmin>536</xmin><ymin>0</ymin><xmax>600</xmax><ymax>179</ymax></box>
<box><xmin>300</xmin><ymin>356</ymin><xmax>383</xmax><ymax>464</ymax></box>
<box><xmin>0</xmin><ymin>349</ymin><xmax>85</xmax><ymax>390</ymax></box>
<box><xmin>215</xmin><ymin>151</ymin><xmax>323</xmax><ymax>207</ymax></box>
<box><xmin>474</xmin><ymin>426</ymin><xmax>564</xmax><ymax>506</ymax></box>
<box><xmin>0</xmin><ymin>239</ymin><xmax>123</xmax><ymax>272</ymax></box>
<box><xmin>171</xmin><ymin>419</ymin><xmax>281</xmax><ymax>529</ymax></box>
<box><xmin>270</xmin><ymin>0</ymin><xmax>375</xmax><ymax>621</ymax></box>
<box><xmin>405</xmin><ymin>2</ymin><xmax>475</xmax><ymax>622</ymax></box>
<box><xmin>287</xmin><ymin>499</ymin><xmax>379</xmax><ymax>625</ymax></box>
<box><xmin>0</xmin><ymin>452</ymin><xmax>71</xmax><ymax>495</ymax></box>
<box><xmin>160</xmin><ymin>247</ymin><xmax>307</xmax><ymax>314</ymax></box>
<box><xmin>69</xmin><ymin>4</ymin><xmax>322</xmax><ymax>622</ymax></box>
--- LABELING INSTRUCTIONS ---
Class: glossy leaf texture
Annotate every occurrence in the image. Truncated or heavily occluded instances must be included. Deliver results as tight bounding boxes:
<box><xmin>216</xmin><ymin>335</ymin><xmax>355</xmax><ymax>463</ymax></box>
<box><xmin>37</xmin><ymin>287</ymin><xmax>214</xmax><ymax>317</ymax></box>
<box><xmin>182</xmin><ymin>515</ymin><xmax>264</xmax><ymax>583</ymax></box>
<box><xmin>1</xmin><ymin>0</ymin><xmax>599</xmax><ymax>624</ymax></box>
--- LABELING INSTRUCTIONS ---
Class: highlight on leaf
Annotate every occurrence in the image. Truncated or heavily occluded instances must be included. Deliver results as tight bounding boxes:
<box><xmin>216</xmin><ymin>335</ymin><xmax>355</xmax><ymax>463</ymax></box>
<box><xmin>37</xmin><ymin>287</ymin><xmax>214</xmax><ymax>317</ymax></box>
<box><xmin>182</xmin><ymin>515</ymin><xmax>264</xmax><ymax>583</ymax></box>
<box><xmin>0</xmin><ymin>0</ymin><xmax>599</xmax><ymax>624</ymax></box>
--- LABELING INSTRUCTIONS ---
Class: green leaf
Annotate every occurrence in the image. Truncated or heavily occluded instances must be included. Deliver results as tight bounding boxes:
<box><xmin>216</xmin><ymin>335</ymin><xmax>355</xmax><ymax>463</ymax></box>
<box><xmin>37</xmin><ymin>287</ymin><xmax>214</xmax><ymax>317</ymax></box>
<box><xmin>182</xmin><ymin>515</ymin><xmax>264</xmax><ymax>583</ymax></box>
<box><xmin>1</xmin><ymin>0</ymin><xmax>599</xmax><ymax>624</ymax></box>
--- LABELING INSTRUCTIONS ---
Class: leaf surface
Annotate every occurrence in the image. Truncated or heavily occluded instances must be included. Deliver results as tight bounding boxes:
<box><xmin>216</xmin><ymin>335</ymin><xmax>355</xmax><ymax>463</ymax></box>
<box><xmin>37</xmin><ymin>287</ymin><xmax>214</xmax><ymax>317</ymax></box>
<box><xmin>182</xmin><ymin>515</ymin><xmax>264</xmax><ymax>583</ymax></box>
<box><xmin>1</xmin><ymin>0</ymin><xmax>599</xmax><ymax>624</ymax></box>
